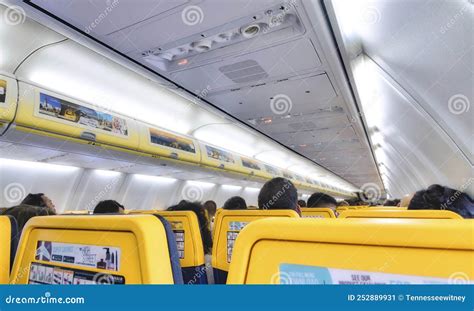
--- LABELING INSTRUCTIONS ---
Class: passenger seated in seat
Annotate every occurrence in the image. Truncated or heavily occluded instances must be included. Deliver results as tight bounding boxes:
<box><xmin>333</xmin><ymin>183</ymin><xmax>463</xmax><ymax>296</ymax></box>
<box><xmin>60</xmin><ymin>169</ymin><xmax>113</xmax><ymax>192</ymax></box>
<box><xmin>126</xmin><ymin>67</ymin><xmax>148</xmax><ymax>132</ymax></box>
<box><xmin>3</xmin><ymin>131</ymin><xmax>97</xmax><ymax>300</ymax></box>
<box><xmin>167</xmin><ymin>201</ymin><xmax>213</xmax><ymax>254</ymax></box>
<box><xmin>203</xmin><ymin>200</ymin><xmax>217</xmax><ymax>226</ymax></box>
<box><xmin>408</xmin><ymin>184</ymin><xmax>473</xmax><ymax>218</ymax></box>
<box><xmin>297</xmin><ymin>199</ymin><xmax>307</xmax><ymax>207</ymax></box>
<box><xmin>93</xmin><ymin>200</ymin><xmax>125</xmax><ymax>214</ymax></box>
<box><xmin>3</xmin><ymin>204</ymin><xmax>55</xmax><ymax>234</ymax></box>
<box><xmin>167</xmin><ymin>201</ymin><xmax>214</xmax><ymax>284</ymax></box>
<box><xmin>22</xmin><ymin>193</ymin><xmax>56</xmax><ymax>214</ymax></box>
<box><xmin>223</xmin><ymin>196</ymin><xmax>247</xmax><ymax>210</ymax></box>
<box><xmin>307</xmin><ymin>192</ymin><xmax>337</xmax><ymax>212</ymax></box>
<box><xmin>258</xmin><ymin>177</ymin><xmax>301</xmax><ymax>216</ymax></box>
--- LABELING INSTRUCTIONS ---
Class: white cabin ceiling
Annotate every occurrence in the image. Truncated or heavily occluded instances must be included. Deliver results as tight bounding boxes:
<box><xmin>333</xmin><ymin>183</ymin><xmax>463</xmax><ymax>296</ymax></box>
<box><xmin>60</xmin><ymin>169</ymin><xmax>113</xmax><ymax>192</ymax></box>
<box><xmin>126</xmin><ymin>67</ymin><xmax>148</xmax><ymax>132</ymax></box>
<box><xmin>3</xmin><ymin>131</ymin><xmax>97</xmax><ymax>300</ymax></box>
<box><xmin>25</xmin><ymin>0</ymin><xmax>383</xmax><ymax>189</ymax></box>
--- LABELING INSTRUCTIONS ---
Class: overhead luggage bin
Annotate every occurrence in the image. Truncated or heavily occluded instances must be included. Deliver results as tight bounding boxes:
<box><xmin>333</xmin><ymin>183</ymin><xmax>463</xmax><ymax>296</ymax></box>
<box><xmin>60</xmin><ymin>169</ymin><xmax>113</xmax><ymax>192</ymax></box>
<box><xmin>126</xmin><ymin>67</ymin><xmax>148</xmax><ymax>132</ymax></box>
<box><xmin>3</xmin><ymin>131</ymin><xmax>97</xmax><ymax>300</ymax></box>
<box><xmin>0</xmin><ymin>75</ymin><xmax>17</xmax><ymax>135</ymax></box>
<box><xmin>138</xmin><ymin>124</ymin><xmax>201</xmax><ymax>164</ymax></box>
<box><xmin>227</xmin><ymin>218</ymin><xmax>474</xmax><ymax>284</ymax></box>
<box><xmin>199</xmin><ymin>142</ymin><xmax>247</xmax><ymax>175</ymax></box>
<box><xmin>14</xmin><ymin>83</ymin><xmax>140</xmax><ymax>151</ymax></box>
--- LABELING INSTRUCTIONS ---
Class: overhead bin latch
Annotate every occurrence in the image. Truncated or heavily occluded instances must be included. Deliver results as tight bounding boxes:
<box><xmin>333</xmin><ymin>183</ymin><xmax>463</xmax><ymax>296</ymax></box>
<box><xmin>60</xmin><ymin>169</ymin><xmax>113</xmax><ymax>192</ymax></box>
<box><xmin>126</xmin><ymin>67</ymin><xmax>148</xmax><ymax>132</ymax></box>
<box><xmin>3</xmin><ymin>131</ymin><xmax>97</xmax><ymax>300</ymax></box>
<box><xmin>80</xmin><ymin>131</ymin><xmax>97</xmax><ymax>142</ymax></box>
<box><xmin>170</xmin><ymin>152</ymin><xmax>179</xmax><ymax>159</ymax></box>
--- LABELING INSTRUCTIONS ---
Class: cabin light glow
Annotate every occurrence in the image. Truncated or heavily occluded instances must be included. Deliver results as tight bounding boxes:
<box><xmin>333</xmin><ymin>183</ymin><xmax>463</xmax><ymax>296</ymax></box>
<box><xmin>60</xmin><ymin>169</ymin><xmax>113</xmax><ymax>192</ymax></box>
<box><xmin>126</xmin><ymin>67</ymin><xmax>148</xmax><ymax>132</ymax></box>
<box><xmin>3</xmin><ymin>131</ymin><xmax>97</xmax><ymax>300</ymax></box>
<box><xmin>221</xmin><ymin>184</ymin><xmax>242</xmax><ymax>191</ymax></box>
<box><xmin>0</xmin><ymin>158</ymin><xmax>80</xmax><ymax>173</ymax></box>
<box><xmin>132</xmin><ymin>174</ymin><xmax>177</xmax><ymax>183</ymax></box>
<box><xmin>93</xmin><ymin>169</ymin><xmax>121</xmax><ymax>177</ymax></box>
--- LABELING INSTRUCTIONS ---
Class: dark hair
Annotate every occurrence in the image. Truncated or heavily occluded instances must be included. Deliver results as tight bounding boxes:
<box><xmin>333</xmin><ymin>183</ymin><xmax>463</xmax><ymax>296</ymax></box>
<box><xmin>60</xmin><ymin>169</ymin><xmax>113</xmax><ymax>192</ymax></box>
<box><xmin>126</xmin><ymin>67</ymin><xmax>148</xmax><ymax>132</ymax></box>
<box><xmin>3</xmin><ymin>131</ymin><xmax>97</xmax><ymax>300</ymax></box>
<box><xmin>223</xmin><ymin>196</ymin><xmax>247</xmax><ymax>210</ymax></box>
<box><xmin>307</xmin><ymin>192</ymin><xmax>337</xmax><ymax>208</ymax></box>
<box><xmin>93</xmin><ymin>200</ymin><xmax>125</xmax><ymax>214</ymax></box>
<box><xmin>258</xmin><ymin>177</ymin><xmax>298</xmax><ymax>211</ymax></box>
<box><xmin>203</xmin><ymin>200</ymin><xmax>217</xmax><ymax>218</ymax></box>
<box><xmin>21</xmin><ymin>193</ymin><xmax>46</xmax><ymax>207</ymax></box>
<box><xmin>408</xmin><ymin>184</ymin><xmax>473</xmax><ymax>218</ymax></box>
<box><xmin>167</xmin><ymin>201</ymin><xmax>213</xmax><ymax>254</ymax></box>
<box><xmin>383</xmin><ymin>199</ymin><xmax>400</xmax><ymax>206</ymax></box>
<box><xmin>3</xmin><ymin>204</ymin><xmax>55</xmax><ymax>233</ymax></box>
<box><xmin>297</xmin><ymin>199</ymin><xmax>307</xmax><ymax>207</ymax></box>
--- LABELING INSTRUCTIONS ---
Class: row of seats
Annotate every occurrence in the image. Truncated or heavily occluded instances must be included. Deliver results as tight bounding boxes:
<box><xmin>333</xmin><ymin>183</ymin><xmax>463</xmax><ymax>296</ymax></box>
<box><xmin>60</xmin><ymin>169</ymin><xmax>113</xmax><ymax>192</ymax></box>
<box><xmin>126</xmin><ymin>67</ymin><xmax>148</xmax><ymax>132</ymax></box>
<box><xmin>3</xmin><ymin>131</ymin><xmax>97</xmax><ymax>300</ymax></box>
<box><xmin>2</xmin><ymin>209</ymin><xmax>471</xmax><ymax>284</ymax></box>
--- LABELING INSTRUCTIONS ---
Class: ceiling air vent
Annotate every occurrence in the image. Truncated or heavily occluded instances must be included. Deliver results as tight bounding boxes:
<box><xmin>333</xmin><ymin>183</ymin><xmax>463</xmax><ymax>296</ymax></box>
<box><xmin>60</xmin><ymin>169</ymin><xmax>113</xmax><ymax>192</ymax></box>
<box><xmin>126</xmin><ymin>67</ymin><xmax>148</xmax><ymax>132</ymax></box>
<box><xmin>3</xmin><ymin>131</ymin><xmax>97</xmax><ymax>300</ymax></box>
<box><xmin>218</xmin><ymin>60</ymin><xmax>268</xmax><ymax>84</ymax></box>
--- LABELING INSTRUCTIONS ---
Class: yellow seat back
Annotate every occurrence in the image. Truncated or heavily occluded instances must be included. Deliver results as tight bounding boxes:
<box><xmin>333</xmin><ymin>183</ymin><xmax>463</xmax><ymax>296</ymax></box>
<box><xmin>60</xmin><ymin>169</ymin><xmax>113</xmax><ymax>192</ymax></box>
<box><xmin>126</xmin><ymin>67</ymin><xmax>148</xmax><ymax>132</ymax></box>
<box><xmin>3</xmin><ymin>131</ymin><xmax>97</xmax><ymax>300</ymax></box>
<box><xmin>128</xmin><ymin>210</ymin><xmax>207</xmax><ymax>284</ymax></box>
<box><xmin>227</xmin><ymin>218</ymin><xmax>474</xmax><ymax>284</ymax></box>
<box><xmin>212</xmin><ymin>209</ymin><xmax>299</xmax><ymax>283</ymax></box>
<box><xmin>0</xmin><ymin>216</ymin><xmax>18</xmax><ymax>284</ymax></box>
<box><xmin>339</xmin><ymin>209</ymin><xmax>462</xmax><ymax>219</ymax></box>
<box><xmin>300</xmin><ymin>208</ymin><xmax>336</xmax><ymax>218</ymax></box>
<box><xmin>10</xmin><ymin>215</ymin><xmax>180</xmax><ymax>284</ymax></box>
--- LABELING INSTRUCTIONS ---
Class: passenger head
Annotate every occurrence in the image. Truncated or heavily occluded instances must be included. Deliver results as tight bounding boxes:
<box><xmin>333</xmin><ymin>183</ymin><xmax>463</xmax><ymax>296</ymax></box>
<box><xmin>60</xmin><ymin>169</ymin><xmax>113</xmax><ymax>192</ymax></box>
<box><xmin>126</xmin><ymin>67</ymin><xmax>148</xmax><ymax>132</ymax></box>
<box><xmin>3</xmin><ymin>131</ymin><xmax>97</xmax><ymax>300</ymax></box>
<box><xmin>408</xmin><ymin>184</ymin><xmax>473</xmax><ymax>218</ymax></box>
<box><xmin>22</xmin><ymin>193</ymin><xmax>56</xmax><ymax>213</ymax></box>
<box><xmin>203</xmin><ymin>200</ymin><xmax>217</xmax><ymax>220</ymax></box>
<box><xmin>297</xmin><ymin>199</ymin><xmax>307</xmax><ymax>207</ymax></box>
<box><xmin>93</xmin><ymin>200</ymin><xmax>125</xmax><ymax>214</ymax></box>
<box><xmin>167</xmin><ymin>201</ymin><xmax>213</xmax><ymax>254</ymax></box>
<box><xmin>258</xmin><ymin>177</ymin><xmax>300</xmax><ymax>215</ymax></box>
<box><xmin>223</xmin><ymin>196</ymin><xmax>247</xmax><ymax>210</ymax></box>
<box><xmin>3</xmin><ymin>204</ymin><xmax>55</xmax><ymax>233</ymax></box>
<box><xmin>307</xmin><ymin>192</ymin><xmax>337</xmax><ymax>210</ymax></box>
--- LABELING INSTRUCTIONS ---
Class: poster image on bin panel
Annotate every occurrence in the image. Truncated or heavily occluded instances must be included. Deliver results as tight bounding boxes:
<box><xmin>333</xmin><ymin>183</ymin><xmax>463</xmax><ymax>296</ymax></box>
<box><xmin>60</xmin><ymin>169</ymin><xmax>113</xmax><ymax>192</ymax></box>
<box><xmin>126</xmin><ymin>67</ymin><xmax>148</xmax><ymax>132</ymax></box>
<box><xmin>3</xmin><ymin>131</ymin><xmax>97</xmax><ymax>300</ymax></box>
<box><xmin>206</xmin><ymin>145</ymin><xmax>235</xmax><ymax>163</ymax></box>
<box><xmin>28</xmin><ymin>262</ymin><xmax>125</xmax><ymax>285</ymax></box>
<box><xmin>0</xmin><ymin>79</ymin><xmax>6</xmax><ymax>105</ymax></box>
<box><xmin>264</xmin><ymin>164</ymin><xmax>280</xmax><ymax>176</ymax></box>
<box><xmin>35</xmin><ymin>240</ymin><xmax>120</xmax><ymax>271</ymax></box>
<box><xmin>149</xmin><ymin>128</ymin><xmax>196</xmax><ymax>153</ymax></box>
<box><xmin>241</xmin><ymin>157</ymin><xmax>261</xmax><ymax>170</ymax></box>
<box><xmin>38</xmin><ymin>92</ymin><xmax>128</xmax><ymax>136</ymax></box>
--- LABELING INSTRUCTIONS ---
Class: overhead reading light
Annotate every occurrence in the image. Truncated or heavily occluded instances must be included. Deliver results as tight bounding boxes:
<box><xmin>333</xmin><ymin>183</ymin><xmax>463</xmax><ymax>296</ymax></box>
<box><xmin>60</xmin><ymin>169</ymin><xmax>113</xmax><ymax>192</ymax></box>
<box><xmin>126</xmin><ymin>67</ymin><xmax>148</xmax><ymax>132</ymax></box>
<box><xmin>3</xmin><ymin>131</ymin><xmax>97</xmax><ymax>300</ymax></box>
<box><xmin>142</xmin><ymin>2</ymin><xmax>302</xmax><ymax>72</ymax></box>
<box><xmin>241</xmin><ymin>23</ymin><xmax>261</xmax><ymax>38</ymax></box>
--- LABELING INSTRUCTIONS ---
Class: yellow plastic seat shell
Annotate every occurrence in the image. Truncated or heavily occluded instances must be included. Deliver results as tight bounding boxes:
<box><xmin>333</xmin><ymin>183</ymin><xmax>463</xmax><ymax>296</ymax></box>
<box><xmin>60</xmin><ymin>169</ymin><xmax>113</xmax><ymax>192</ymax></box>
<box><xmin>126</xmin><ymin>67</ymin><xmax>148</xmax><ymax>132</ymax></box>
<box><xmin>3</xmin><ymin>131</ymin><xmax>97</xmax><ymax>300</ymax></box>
<box><xmin>10</xmin><ymin>215</ymin><xmax>175</xmax><ymax>284</ymax></box>
<box><xmin>300</xmin><ymin>208</ymin><xmax>336</xmax><ymax>218</ymax></box>
<box><xmin>0</xmin><ymin>216</ymin><xmax>14</xmax><ymax>284</ymax></box>
<box><xmin>227</xmin><ymin>218</ymin><xmax>474</xmax><ymax>284</ymax></box>
<box><xmin>212</xmin><ymin>209</ymin><xmax>299</xmax><ymax>274</ymax></box>
<box><xmin>339</xmin><ymin>209</ymin><xmax>462</xmax><ymax>219</ymax></box>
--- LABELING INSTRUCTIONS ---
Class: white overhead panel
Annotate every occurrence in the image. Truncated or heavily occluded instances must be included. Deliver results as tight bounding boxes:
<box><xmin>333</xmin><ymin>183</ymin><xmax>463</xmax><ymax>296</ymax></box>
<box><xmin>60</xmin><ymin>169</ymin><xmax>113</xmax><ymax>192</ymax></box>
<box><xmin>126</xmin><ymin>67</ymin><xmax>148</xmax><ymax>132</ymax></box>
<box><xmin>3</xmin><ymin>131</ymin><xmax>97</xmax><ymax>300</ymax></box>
<box><xmin>26</xmin><ymin>0</ymin><xmax>377</xmax><ymax>190</ymax></box>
